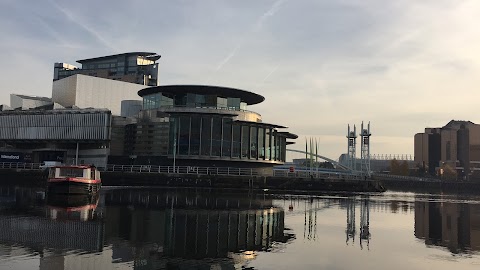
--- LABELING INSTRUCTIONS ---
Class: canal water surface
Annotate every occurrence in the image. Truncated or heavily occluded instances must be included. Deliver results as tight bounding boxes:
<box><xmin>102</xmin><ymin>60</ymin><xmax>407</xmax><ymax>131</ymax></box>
<box><xmin>0</xmin><ymin>186</ymin><xmax>479</xmax><ymax>269</ymax></box>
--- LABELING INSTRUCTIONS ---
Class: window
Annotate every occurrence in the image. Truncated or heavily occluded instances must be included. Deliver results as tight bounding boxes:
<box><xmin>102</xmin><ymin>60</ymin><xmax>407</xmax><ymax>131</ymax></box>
<box><xmin>211</xmin><ymin>117</ymin><xmax>222</xmax><ymax>156</ymax></box>
<box><xmin>222</xmin><ymin>118</ymin><xmax>232</xmax><ymax>157</ymax></box>
<box><xmin>232</xmin><ymin>124</ymin><xmax>241</xmax><ymax>158</ymax></box>
<box><xmin>242</xmin><ymin>126</ymin><xmax>249</xmax><ymax>159</ymax></box>
<box><xmin>258</xmin><ymin>127</ymin><xmax>264</xmax><ymax>159</ymax></box>
<box><xmin>190</xmin><ymin>116</ymin><xmax>201</xmax><ymax>155</ymax></box>
<box><xmin>201</xmin><ymin>116</ymin><xmax>211</xmax><ymax>156</ymax></box>
<box><xmin>250</xmin><ymin>126</ymin><xmax>257</xmax><ymax>159</ymax></box>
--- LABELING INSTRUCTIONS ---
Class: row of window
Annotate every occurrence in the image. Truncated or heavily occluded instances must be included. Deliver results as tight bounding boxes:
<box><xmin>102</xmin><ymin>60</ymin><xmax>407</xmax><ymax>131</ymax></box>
<box><xmin>143</xmin><ymin>93</ymin><xmax>248</xmax><ymax>111</ymax></box>
<box><xmin>168</xmin><ymin>115</ymin><xmax>287</xmax><ymax>162</ymax></box>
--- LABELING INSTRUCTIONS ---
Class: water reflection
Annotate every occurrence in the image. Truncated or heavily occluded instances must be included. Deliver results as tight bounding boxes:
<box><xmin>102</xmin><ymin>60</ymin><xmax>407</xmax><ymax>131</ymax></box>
<box><xmin>0</xmin><ymin>187</ymin><xmax>104</xmax><ymax>254</ymax></box>
<box><xmin>415</xmin><ymin>199</ymin><xmax>480</xmax><ymax>253</ymax></box>
<box><xmin>0</xmin><ymin>187</ymin><xmax>292</xmax><ymax>269</ymax></box>
<box><xmin>293</xmin><ymin>196</ymin><xmax>372</xmax><ymax>250</ymax></box>
<box><xmin>103</xmin><ymin>189</ymin><xmax>292</xmax><ymax>269</ymax></box>
<box><xmin>2</xmin><ymin>187</ymin><xmax>480</xmax><ymax>269</ymax></box>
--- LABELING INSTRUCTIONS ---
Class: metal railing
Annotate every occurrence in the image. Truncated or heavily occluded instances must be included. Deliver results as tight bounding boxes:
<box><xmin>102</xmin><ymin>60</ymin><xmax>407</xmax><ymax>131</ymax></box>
<box><xmin>106</xmin><ymin>164</ymin><xmax>259</xmax><ymax>176</ymax></box>
<box><xmin>373</xmin><ymin>173</ymin><xmax>441</xmax><ymax>182</ymax></box>
<box><xmin>0</xmin><ymin>162</ymin><xmax>372</xmax><ymax>180</ymax></box>
<box><xmin>273</xmin><ymin>169</ymin><xmax>365</xmax><ymax>180</ymax></box>
<box><xmin>0</xmin><ymin>162</ymin><xmax>42</xmax><ymax>170</ymax></box>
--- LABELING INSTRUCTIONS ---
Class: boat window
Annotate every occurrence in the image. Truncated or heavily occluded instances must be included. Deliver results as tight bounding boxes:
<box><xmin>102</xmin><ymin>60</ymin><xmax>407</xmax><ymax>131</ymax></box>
<box><xmin>48</xmin><ymin>169</ymin><xmax>55</xmax><ymax>178</ymax></box>
<box><xmin>59</xmin><ymin>168</ymin><xmax>84</xmax><ymax>178</ymax></box>
<box><xmin>91</xmin><ymin>170</ymin><xmax>95</xmax><ymax>179</ymax></box>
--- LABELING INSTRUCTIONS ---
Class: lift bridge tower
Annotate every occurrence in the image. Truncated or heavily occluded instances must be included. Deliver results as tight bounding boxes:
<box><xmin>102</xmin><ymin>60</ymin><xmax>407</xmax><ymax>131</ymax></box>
<box><xmin>346</xmin><ymin>125</ymin><xmax>357</xmax><ymax>171</ymax></box>
<box><xmin>360</xmin><ymin>121</ymin><xmax>372</xmax><ymax>177</ymax></box>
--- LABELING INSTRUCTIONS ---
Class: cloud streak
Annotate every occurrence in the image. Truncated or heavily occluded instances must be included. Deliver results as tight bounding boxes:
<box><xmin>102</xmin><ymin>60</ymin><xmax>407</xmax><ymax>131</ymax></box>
<box><xmin>48</xmin><ymin>0</ymin><xmax>117</xmax><ymax>52</ymax></box>
<box><xmin>207</xmin><ymin>0</ymin><xmax>286</xmax><ymax>84</ymax></box>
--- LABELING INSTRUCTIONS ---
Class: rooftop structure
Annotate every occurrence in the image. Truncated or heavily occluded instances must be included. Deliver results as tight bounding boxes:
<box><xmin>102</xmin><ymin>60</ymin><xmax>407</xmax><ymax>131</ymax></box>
<box><xmin>53</xmin><ymin>52</ymin><xmax>160</xmax><ymax>86</ymax></box>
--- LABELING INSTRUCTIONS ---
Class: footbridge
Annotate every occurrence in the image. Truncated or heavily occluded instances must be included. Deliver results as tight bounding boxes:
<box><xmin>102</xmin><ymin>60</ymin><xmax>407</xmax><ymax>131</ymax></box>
<box><xmin>285</xmin><ymin>148</ymin><xmax>350</xmax><ymax>171</ymax></box>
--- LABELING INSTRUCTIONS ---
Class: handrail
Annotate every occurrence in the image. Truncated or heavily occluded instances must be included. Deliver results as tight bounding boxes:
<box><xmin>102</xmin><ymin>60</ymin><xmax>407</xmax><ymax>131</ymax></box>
<box><xmin>0</xmin><ymin>162</ymin><xmax>369</xmax><ymax>180</ymax></box>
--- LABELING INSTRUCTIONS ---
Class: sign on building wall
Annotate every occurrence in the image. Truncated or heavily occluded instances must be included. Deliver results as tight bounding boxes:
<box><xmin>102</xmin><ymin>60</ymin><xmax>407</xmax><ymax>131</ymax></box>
<box><xmin>0</xmin><ymin>152</ymin><xmax>24</xmax><ymax>163</ymax></box>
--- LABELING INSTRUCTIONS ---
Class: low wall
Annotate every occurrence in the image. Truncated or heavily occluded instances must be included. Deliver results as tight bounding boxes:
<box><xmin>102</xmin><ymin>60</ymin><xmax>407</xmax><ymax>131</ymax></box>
<box><xmin>0</xmin><ymin>169</ymin><xmax>382</xmax><ymax>193</ymax></box>
<box><xmin>373</xmin><ymin>174</ymin><xmax>480</xmax><ymax>194</ymax></box>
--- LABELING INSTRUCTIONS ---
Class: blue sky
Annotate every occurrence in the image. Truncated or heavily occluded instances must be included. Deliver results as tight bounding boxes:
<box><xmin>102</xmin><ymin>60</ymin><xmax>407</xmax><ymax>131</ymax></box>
<box><xmin>0</xmin><ymin>0</ymin><xmax>479</xmax><ymax>160</ymax></box>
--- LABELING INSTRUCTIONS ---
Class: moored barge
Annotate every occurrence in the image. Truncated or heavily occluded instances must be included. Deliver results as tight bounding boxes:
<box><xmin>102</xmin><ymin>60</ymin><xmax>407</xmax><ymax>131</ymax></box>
<box><xmin>47</xmin><ymin>165</ymin><xmax>101</xmax><ymax>195</ymax></box>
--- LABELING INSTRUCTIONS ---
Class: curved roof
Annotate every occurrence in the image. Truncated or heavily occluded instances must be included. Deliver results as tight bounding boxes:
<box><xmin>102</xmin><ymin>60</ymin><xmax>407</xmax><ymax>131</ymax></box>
<box><xmin>138</xmin><ymin>85</ymin><xmax>265</xmax><ymax>105</ymax></box>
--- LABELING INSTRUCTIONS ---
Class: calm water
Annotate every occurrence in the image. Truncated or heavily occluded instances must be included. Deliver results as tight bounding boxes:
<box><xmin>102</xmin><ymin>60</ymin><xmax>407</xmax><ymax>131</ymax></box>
<box><xmin>0</xmin><ymin>186</ymin><xmax>479</xmax><ymax>270</ymax></box>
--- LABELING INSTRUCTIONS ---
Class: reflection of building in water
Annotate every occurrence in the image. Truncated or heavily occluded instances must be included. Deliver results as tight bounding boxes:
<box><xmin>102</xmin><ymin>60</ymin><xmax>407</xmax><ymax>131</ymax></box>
<box><xmin>415</xmin><ymin>201</ymin><xmax>480</xmax><ymax>253</ymax></box>
<box><xmin>103</xmin><ymin>189</ymin><xmax>291</xmax><ymax>269</ymax></box>
<box><xmin>0</xmin><ymin>188</ymin><xmax>292</xmax><ymax>270</ymax></box>
<box><xmin>0</xmin><ymin>188</ymin><xmax>106</xmax><ymax>270</ymax></box>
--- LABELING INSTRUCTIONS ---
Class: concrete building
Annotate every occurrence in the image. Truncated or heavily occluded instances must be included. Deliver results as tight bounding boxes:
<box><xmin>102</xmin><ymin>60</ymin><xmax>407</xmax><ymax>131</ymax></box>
<box><xmin>0</xmin><ymin>109</ymin><xmax>112</xmax><ymax>167</ymax></box>
<box><xmin>53</xmin><ymin>52</ymin><xmax>160</xmax><ymax>86</ymax></box>
<box><xmin>414</xmin><ymin>120</ymin><xmax>480</xmax><ymax>180</ymax></box>
<box><xmin>52</xmin><ymin>74</ymin><xmax>145</xmax><ymax>116</ymax></box>
<box><xmin>10</xmin><ymin>94</ymin><xmax>52</xmax><ymax>110</ymax></box>
<box><xmin>0</xmin><ymin>104</ymin><xmax>11</xmax><ymax>111</ymax></box>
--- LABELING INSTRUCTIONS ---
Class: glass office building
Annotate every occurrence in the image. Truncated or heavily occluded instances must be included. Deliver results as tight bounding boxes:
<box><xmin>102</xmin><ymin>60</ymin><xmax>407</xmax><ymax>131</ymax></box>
<box><xmin>135</xmin><ymin>85</ymin><xmax>297</xmax><ymax>167</ymax></box>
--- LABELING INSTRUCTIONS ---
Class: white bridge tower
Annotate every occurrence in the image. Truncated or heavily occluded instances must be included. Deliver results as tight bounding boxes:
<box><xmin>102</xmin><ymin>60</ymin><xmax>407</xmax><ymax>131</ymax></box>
<box><xmin>346</xmin><ymin>125</ymin><xmax>357</xmax><ymax>171</ymax></box>
<box><xmin>360</xmin><ymin>121</ymin><xmax>371</xmax><ymax>177</ymax></box>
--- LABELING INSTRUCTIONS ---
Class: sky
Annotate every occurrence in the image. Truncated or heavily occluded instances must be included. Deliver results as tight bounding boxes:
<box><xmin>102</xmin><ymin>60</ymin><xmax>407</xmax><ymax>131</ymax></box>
<box><xmin>0</xmin><ymin>0</ymin><xmax>479</xmax><ymax>161</ymax></box>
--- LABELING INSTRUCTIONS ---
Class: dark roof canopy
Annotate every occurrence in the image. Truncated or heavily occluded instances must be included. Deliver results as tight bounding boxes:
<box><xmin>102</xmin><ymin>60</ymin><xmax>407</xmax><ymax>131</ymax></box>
<box><xmin>138</xmin><ymin>85</ymin><xmax>265</xmax><ymax>105</ymax></box>
<box><xmin>233</xmin><ymin>120</ymin><xmax>286</xmax><ymax>129</ymax></box>
<box><xmin>77</xmin><ymin>52</ymin><xmax>160</xmax><ymax>63</ymax></box>
<box><xmin>277</xmin><ymin>132</ymin><xmax>298</xmax><ymax>139</ymax></box>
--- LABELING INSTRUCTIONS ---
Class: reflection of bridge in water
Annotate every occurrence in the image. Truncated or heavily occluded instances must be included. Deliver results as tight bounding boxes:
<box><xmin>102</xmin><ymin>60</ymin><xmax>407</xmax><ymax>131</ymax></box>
<box><xmin>283</xmin><ymin>195</ymin><xmax>372</xmax><ymax>250</ymax></box>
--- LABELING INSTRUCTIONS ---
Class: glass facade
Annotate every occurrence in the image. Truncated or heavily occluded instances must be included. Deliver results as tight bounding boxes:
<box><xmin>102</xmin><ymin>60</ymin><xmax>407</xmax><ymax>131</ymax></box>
<box><xmin>167</xmin><ymin>115</ymin><xmax>287</xmax><ymax>162</ymax></box>
<box><xmin>143</xmin><ymin>93</ymin><xmax>246</xmax><ymax>111</ymax></box>
<box><xmin>143</xmin><ymin>93</ymin><xmax>173</xmax><ymax>110</ymax></box>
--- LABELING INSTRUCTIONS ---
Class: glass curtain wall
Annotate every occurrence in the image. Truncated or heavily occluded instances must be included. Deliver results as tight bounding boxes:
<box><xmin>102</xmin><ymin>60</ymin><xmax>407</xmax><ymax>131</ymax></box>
<box><xmin>143</xmin><ymin>93</ymin><xmax>245</xmax><ymax>111</ymax></box>
<box><xmin>167</xmin><ymin>115</ymin><xmax>286</xmax><ymax>162</ymax></box>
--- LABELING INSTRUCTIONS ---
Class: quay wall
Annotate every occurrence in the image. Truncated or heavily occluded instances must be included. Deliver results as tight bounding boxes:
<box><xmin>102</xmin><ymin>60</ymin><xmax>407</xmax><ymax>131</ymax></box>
<box><xmin>373</xmin><ymin>174</ymin><xmax>480</xmax><ymax>194</ymax></box>
<box><xmin>0</xmin><ymin>169</ymin><xmax>381</xmax><ymax>193</ymax></box>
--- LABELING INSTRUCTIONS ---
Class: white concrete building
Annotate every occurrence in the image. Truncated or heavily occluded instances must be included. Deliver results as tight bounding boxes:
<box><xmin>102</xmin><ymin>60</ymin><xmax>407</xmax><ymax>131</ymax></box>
<box><xmin>52</xmin><ymin>74</ymin><xmax>145</xmax><ymax>116</ymax></box>
<box><xmin>10</xmin><ymin>94</ymin><xmax>52</xmax><ymax>110</ymax></box>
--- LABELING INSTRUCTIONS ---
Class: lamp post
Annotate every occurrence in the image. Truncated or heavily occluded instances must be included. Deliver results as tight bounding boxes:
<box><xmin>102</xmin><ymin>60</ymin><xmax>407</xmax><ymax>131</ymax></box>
<box><xmin>172</xmin><ymin>118</ymin><xmax>177</xmax><ymax>173</ymax></box>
